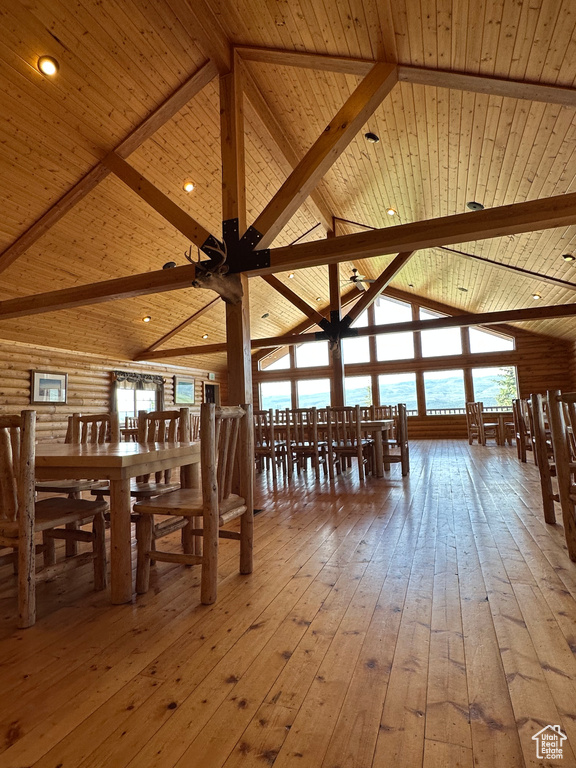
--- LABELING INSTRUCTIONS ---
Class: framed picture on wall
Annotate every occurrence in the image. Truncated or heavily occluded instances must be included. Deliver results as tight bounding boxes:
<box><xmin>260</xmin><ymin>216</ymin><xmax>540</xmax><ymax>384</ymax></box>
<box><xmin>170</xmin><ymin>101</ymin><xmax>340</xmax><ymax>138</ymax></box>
<box><xmin>174</xmin><ymin>376</ymin><xmax>195</xmax><ymax>404</ymax></box>
<box><xmin>31</xmin><ymin>371</ymin><xmax>68</xmax><ymax>404</ymax></box>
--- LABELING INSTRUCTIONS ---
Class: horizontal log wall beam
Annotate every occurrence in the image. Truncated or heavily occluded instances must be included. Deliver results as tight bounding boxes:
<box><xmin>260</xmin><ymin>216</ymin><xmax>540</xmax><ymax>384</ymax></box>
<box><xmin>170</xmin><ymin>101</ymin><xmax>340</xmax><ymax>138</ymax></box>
<box><xmin>0</xmin><ymin>60</ymin><xmax>218</xmax><ymax>276</ymax></box>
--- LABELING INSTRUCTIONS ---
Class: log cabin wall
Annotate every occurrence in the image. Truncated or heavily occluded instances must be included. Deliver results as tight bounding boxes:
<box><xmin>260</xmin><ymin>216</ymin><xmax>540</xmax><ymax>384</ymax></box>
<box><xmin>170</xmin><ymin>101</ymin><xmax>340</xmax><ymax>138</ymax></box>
<box><xmin>252</xmin><ymin>318</ymin><xmax>573</xmax><ymax>440</ymax></box>
<box><xmin>0</xmin><ymin>339</ymin><xmax>226</xmax><ymax>442</ymax></box>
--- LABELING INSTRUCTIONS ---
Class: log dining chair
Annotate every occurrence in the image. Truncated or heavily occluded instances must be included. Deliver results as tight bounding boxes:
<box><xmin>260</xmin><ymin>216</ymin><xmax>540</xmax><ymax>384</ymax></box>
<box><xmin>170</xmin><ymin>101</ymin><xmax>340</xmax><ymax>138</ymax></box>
<box><xmin>133</xmin><ymin>403</ymin><xmax>254</xmax><ymax>604</ymax></box>
<box><xmin>512</xmin><ymin>398</ymin><xmax>534</xmax><ymax>462</ymax></box>
<box><xmin>0</xmin><ymin>410</ymin><xmax>108</xmax><ymax>628</ymax></box>
<box><xmin>465</xmin><ymin>402</ymin><xmax>501</xmax><ymax>445</ymax></box>
<box><xmin>379</xmin><ymin>403</ymin><xmax>410</xmax><ymax>476</ymax></box>
<box><xmin>326</xmin><ymin>405</ymin><xmax>373</xmax><ymax>480</ymax></box>
<box><xmin>530</xmin><ymin>393</ymin><xmax>558</xmax><ymax>525</ymax></box>
<box><xmin>36</xmin><ymin>412</ymin><xmax>120</xmax><ymax>556</ymax></box>
<box><xmin>93</xmin><ymin>408</ymin><xmax>193</xmax><ymax>552</ymax></box>
<box><xmin>35</xmin><ymin>412</ymin><xmax>120</xmax><ymax>499</ymax></box>
<box><xmin>547</xmin><ymin>390</ymin><xmax>576</xmax><ymax>562</ymax></box>
<box><xmin>287</xmin><ymin>407</ymin><xmax>327</xmax><ymax>479</ymax></box>
<box><xmin>254</xmin><ymin>408</ymin><xmax>286</xmax><ymax>479</ymax></box>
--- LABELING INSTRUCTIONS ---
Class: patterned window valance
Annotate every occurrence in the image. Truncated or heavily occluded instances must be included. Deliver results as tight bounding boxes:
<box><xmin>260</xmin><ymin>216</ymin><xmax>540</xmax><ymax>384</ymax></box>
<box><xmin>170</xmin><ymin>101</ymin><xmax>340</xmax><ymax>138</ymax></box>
<box><xmin>113</xmin><ymin>371</ymin><xmax>164</xmax><ymax>390</ymax></box>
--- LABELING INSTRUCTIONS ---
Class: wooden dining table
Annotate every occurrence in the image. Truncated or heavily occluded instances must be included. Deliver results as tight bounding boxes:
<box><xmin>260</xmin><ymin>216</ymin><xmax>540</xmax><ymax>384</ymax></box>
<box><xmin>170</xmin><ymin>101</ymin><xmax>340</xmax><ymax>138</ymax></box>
<box><xmin>273</xmin><ymin>418</ymin><xmax>395</xmax><ymax>478</ymax></box>
<box><xmin>35</xmin><ymin>441</ymin><xmax>200</xmax><ymax>604</ymax></box>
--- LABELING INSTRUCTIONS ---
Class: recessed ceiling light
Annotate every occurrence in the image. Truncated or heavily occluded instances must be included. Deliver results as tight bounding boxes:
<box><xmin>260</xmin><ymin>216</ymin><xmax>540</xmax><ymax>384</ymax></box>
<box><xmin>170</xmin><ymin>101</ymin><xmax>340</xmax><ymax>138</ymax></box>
<box><xmin>562</xmin><ymin>253</ymin><xmax>575</xmax><ymax>262</ymax></box>
<box><xmin>316</xmin><ymin>297</ymin><xmax>321</xmax><ymax>302</ymax></box>
<box><xmin>458</xmin><ymin>286</ymin><xmax>468</xmax><ymax>292</ymax></box>
<box><xmin>532</xmin><ymin>293</ymin><xmax>542</xmax><ymax>300</ymax></box>
<box><xmin>142</xmin><ymin>315</ymin><xmax>151</xmax><ymax>323</ymax></box>
<box><xmin>202</xmin><ymin>334</ymin><xmax>208</xmax><ymax>339</ymax></box>
<box><xmin>466</xmin><ymin>201</ymin><xmax>484</xmax><ymax>211</ymax></box>
<box><xmin>408</xmin><ymin>283</ymin><xmax>414</xmax><ymax>288</ymax></box>
<box><xmin>288</xmin><ymin>273</ymin><xmax>295</xmax><ymax>279</ymax></box>
<box><xmin>261</xmin><ymin>312</ymin><xmax>269</xmax><ymax>319</ymax></box>
<box><xmin>386</xmin><ymin>207</ymin><xmax>397</xmax><ymax>216</ymax></box>
<box><xmin>364</xmin><ymin>132</ymin><xmax>380</xmax><ymax>144</ymax></box>
<box><xmin>182</xmin><ymin>180</ymin><xmax>195</xmax><ymax>193</ymax></box>
<box><xmin>37</xmin><ymin>56</ymin><xmax>59</xmax><ymax>76</ymax></box>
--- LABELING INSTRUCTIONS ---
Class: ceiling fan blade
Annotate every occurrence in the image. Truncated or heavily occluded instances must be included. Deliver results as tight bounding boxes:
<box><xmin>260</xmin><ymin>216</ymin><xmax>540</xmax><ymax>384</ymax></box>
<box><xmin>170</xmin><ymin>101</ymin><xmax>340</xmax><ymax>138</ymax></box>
<box><xmin>356</xmin><ymin>281</ymin><xmax>366</xmax><ymax>291</ymax></box>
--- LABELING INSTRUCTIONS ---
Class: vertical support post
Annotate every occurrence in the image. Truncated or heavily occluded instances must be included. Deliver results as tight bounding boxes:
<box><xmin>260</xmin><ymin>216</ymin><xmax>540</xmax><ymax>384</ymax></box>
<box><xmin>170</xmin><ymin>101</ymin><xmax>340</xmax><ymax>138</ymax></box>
<box><xmin>329</xmin><ymin>254</ymin><xmax>345</xmax><ymax>407</ymax></box>
<box><xmin>220</xmin><ymin>54</ymin><xmax>252</xmax><ymax>406</ymax></box>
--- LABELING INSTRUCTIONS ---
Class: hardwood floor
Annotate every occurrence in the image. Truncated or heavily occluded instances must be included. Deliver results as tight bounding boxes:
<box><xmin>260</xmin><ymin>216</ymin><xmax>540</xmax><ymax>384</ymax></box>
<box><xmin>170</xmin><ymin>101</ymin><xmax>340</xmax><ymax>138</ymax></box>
<box><xmin>1</xmin><ymin>440</ymin><xmax>576</xmax><ymax>768</ymax></box>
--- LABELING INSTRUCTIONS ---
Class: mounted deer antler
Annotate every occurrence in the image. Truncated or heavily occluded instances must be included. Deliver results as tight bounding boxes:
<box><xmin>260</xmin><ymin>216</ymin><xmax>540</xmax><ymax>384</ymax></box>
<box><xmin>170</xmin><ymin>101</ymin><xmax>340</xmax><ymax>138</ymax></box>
<box><xmin>189</xmin><ymin>240</ymin><xmax>243</xmax><ymax>304</ymax></box>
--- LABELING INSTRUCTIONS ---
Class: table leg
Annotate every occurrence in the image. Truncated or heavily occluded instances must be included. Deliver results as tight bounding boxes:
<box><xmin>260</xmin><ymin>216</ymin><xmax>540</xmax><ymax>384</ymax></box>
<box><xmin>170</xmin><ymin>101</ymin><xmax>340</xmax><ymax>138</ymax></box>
<box><xmin>373</xmin><ymin>427</ymin><xmax>384</xmax><ymax>478</ymax></box>
<box><xmin>109</xmin><ymin>477</ymin><xmax>133</xmax><ymax>604</ymax></box>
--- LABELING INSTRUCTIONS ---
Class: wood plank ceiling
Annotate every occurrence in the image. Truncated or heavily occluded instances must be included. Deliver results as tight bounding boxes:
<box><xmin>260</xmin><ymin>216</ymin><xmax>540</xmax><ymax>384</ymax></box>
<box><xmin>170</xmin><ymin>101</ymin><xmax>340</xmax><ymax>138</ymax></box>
<box><xmin>1</xmin><ymin>0</ymin><xmax>575</xmax><ymax>368</ymax></box>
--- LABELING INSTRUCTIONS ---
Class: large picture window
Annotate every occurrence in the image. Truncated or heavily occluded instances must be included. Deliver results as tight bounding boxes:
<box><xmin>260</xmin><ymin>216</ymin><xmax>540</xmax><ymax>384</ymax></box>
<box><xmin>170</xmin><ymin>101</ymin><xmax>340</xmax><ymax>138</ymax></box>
<box><xmin>297</xmin><ymin>378</ymin><xmax>331</xmax><ymax>408</ymax></box>
<box><xmin>345</xmin><ymin>375</ymin><xmax>372</xmax><ymax>406</ymax></box>
<box><xmin>343</xmin><ymin>309</ymin><xmax>370</xmax><ymax>364</ymax></box>
<box><xmin>375</xmin><ymin>296</ymin><xmax>414</xmax><ymax>361</ymax></box>
<box><xmin>260</xmin><ymin>380</ymin><xmax>292</xmax><ymax>411</ymax></box>
<box><xmin>260</xmin><ymin>351</ymin><xmax>291</xmax><ymax>371</ymax></box>
<box><xmin>296</xmin><ymin>340</ymin><xmax>329</xmax><ymax>368</ymax></box>
<box><xmin>469</xmin><ymin>327</ymin><xmax>515</xmax><ymax>353</ymax></box>
<box><xmin>472</xmin><ymin>366</ymin><xmax>518</xmax><ymax>409</ymax></box>
<box><xmin>420</xmin><ymin>308</ymin><xmax>462</xmax><ymax>357</ymax></box>
<box><xmin>378</xmin><ymin>373</ymin><xmax>418</xmax><ymax>414</ymax></box>
<box><xmin>423</xmin><ymin>370</ymin><xmax>466</xmax><ymax>414</ymax></box>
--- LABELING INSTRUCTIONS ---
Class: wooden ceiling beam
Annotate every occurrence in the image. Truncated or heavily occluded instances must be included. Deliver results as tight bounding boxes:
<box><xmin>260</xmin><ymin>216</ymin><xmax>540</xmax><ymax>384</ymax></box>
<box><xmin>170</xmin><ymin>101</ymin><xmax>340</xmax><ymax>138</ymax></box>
<box><xmin>248</xmin><ymin>301</ymin><xmax>576</xmax><ymax>349</ymax></box>
<box><xmin>344</xmin><ymin>251</ymin><xmax>415</xmax><ymax>324</ymax></box>
<box><xmin>0</xmin><ymin>59</ymin><xmax>218</xmax><ymax>277</ymax></box>
<box><xmin>140</xmin><ymin>298</ymin><xmax>576</xmax><ymax>361</ymax></box>
<box><xmin>261</xmin><ymin>275</ymin><xmax>326</xmax><ymax>327</ymax></box>
<box><xmin>236</xmin><ymin>45</ymin><xmax>374</xmax><ymax>77</ymax></box>
<box><xmin>250</xmin><ymin>62</ymin><xmax>398</xmax><ymax>249</ymax></box>
<box><xmin>263</xmin><ymin>191</ymin><xmax>576</xmax><ymax>274</ymax></box>
<box><xmin>136</xmin><ymin>297</ymin><xmax>220</xmax><ymax>356</ymax></box>
<box><xmin>236</xmin><ymin>46</ymin><xmax>576</xmax><ymax>108</ymax></box>
<box><xmin>0</xmin><ymin>264</ymin><xmax>197</xmax><ymax>321</ymax></box>
<box><xmin>398</xmin><ymin>65</ymin><xmax>576</xmax><ymax>108</ymax></box>
<box><xmin>240</xmin><ymin>62</ymin><xmax>333</xmax><ymax>233</ymax></box>
<box><xmin>103</xmin><ymin>152</ymin><xmax>218</xmax><ymax>249</ymax></box>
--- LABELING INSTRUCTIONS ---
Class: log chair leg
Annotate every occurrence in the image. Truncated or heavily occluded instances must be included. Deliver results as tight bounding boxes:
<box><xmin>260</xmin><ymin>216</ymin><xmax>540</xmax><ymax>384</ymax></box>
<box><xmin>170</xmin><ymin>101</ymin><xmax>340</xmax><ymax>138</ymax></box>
<box><xmin>135</xmin><ymin>515</ymin><xmax>153</xmax><ymax>594</ymax></box>
<box><xmin>92</xmin><ymin>511</ymin><xmax>107</xmax><ymax>591</ymax></box>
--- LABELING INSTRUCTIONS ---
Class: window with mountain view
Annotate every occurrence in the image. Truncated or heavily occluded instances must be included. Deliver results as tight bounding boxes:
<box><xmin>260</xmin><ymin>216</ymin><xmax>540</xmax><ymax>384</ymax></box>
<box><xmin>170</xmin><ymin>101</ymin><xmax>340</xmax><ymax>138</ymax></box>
<box><xmin>423</xmin><ymin>369</ymin><xmax>466</xmax><ymax>413</ymax></box>
<box><xmin>472</xmin><ymin>366</ymin><xmax>518</xmax><ymax>409</ymax></box>
<box><xmin>345</xmin><ymin>375</ymin><xmax>372</xmax><ymax>406</ymax></box>
<box><xmin>378</xmin><ymin>373</ymin><xmax>418</xmax><ymax>414</ymax></box>
<box><xmin>260</xmin><ymin>380</ymin><xmax>291</xmax><ymax>411</ymax></box>
<box><xmin>297</xmin><ymin>378</ymin><xmax>331</xmax><ymax>408</ymax></box>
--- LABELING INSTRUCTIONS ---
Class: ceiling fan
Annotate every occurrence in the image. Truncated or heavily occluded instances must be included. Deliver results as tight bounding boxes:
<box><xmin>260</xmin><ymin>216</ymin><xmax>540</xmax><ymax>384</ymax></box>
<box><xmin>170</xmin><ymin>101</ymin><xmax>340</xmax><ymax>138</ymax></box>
<box><xmin>342</xmin><ymin>268</ymin><xmax>376</xmax><ymax>292</ymax></box>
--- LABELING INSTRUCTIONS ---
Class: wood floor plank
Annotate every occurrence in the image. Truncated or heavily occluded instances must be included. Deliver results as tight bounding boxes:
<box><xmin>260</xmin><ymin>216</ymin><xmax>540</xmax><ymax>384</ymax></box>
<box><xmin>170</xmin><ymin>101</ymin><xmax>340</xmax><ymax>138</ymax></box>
<box><xmin>0</xmin><ymin>441</ymin><xmax>574</xmax><ymax>768</ymax></box>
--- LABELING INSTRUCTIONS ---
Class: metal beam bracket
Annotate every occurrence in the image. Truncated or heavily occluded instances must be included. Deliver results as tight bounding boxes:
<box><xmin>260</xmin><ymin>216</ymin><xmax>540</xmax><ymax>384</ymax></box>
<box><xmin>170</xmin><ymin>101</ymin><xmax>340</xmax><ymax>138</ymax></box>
<box><xmin>221</xmin><ymin>219</ymin><xmax>271</xmax><ymax>273</ymax></box>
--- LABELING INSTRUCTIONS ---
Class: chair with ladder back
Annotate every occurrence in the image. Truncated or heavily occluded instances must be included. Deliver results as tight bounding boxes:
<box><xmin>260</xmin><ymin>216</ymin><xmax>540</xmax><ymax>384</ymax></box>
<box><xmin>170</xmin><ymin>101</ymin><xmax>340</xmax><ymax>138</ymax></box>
<box><xmin>133</xmin><ymin>403</ymin><xmax>254</xmax><ymax>604</ymax></box>
<box><xmin>0</xmin><ymin>411</ymin><xmax>107</xmax><ymax>627</ymax></box>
